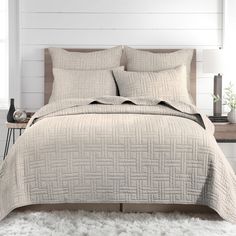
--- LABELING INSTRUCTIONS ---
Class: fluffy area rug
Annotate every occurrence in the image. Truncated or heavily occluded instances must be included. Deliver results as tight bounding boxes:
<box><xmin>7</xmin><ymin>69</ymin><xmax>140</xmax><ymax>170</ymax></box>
<box><xmin>0</xmin><ymin>210</ymin><xmax>235</xmax><ymax>236</ymax></box>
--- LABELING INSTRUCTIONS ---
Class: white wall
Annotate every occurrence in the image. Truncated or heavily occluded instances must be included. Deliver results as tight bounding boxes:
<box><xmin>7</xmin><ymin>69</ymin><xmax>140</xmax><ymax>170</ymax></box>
<box><xmin>1</xmin><ymin>0</ymin><xmax>236</xmax><ymax>161</ymax></box>
<box><xmin>19</xmin><ymin>0</ymin><xmax>223</xmax><ymax>114</ymax></box>
<box><xmin>224</xmin><ymin>0</ymin><xmax>236</xmax><ymax>85</ymax></box>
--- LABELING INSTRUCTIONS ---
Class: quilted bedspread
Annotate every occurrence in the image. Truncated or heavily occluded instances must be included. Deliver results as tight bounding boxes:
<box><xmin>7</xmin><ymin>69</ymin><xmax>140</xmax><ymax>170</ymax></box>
<box><xmin>1</xmin><ymin>96</ymin><xmax>236</xmax><ymax>223</ymax></box>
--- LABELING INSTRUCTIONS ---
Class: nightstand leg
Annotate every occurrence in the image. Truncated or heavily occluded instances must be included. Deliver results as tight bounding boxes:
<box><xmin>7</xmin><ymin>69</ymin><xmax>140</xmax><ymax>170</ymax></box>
<box><xmin>3</xmin><ymin>128</ymin><xmax>12</xmax><ymax>160</ymax></box>
<box><xmin>19</xmin><ymin>129</ymin><xmax>22</xmax><ymax>136</ymax></box>
<box><xmin>6</xmin><ymin>129</ymin><xmax>12</xmax><ymax>157</ymax></box>
<box><xmin>3</xmin><ymin>129</ymin><xmax>10</xmax><ymax>159</ymax></box>
<box><xmin>13</xmin><ymin>129</ymin><xmax>15</xmax><ymax>144</ymax></box>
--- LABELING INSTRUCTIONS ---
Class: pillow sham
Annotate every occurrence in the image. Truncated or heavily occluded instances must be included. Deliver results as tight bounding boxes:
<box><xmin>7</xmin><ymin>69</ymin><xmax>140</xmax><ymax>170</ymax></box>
<box><xmin>113</xmin><ymin>65</ymin><xmax>192</xmax><ymax>104</ymax></box>
<box><xmin>124</xmin><ymin>46</ymin><xmax>194</xmax><ymax>91</ymax></box>
<box><xmin>49</xmin><ymin>46</ymin><xmax>123</xmax><ymax>70</ymax></box>
<box><xmin>49</xmin><ymin>67</ymin><xmax>124</xmax><ymax>103</ymax></box>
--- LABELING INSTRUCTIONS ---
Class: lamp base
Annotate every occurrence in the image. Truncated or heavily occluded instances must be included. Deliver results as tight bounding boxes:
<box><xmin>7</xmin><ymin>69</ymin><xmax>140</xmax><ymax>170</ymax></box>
<box><xmin>213</xmin><ymin>74</ymin><xmax>222</xmax><ymax>117</ymax></box>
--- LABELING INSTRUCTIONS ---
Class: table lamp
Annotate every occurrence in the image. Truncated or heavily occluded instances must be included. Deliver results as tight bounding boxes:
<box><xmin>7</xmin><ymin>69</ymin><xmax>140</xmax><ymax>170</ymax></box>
<box><xmin>203</xmin><ymin>49</ymin><xmax>224</xmax><ymax>117</ymax></box>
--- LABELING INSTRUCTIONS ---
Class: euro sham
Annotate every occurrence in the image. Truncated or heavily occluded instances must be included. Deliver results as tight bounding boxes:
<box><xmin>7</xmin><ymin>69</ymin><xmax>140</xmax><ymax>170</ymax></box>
<box><xmin>49</xmin><ymin>67</ymin><xmax>124</xmax><ymax>102</ymax></box>
<box><xmin>124</xmin><ymin>46</ymin><xmax>194</xmax><ymax>91</ymax></box>
<box><xmin>49</xmin><ymin>46</ymin><xmax>123</xmax><ymax>70</ymax></box>
<box><xmin>113</xmin><ymin>65</ymin><xmax>192</xmax><ymax>104</ymax></box>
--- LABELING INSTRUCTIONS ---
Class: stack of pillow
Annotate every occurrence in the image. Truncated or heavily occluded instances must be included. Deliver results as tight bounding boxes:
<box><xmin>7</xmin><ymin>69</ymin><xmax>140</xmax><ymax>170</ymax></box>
<box><xmin>49</xmin><ymin>46</ymin><xmax>194</xmax><ymax>104</ymax></box>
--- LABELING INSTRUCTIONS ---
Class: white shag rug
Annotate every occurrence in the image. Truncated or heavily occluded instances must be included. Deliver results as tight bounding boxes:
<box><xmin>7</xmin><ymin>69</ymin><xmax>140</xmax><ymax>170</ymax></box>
<box><xmin>0</xmin><ymin>210</ymin><xmax>235</xmax><ymax>236</ymax></box>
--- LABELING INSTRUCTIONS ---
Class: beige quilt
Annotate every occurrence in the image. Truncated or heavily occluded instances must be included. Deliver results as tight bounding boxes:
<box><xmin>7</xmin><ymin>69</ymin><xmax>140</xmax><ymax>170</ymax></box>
<box><xmin>1</xmin><ymin>96</ymin><xmax>236</xmax><ymax>223</ymax></box>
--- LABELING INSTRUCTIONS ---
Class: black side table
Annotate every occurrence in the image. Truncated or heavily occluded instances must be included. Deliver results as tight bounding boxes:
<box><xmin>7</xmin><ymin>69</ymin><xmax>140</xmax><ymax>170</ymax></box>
<box><xmin>3</xmin><ymin>122</ymin><xmax>27</xmax><ymax>159</ymax></box>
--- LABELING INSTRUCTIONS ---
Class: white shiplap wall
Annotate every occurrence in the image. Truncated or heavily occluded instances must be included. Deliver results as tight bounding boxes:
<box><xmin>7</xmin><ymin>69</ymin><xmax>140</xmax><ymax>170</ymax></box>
<box><xmin>19</xmin><ymin>0</ymin><xmax>223</xmax><ymax>113</ymax></box>
<box><xmin>2</xmin><ymin>0</ymin><xmax>236</xmax><ymax>161</ymax></box>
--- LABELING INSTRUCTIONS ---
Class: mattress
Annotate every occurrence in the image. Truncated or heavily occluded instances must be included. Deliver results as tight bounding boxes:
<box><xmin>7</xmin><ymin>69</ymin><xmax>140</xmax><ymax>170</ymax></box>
<box><xmin>1</xmin><ymin>96</ymin><xmax>236</xmax><ymax>223</ymax></box>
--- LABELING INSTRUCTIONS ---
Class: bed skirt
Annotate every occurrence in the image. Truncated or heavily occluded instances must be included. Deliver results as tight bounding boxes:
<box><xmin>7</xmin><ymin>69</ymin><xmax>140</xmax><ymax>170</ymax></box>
<box><xmin>16</xmin><ymin>203</ymin><xmax>216</xmax><ymax>215</ymax></box>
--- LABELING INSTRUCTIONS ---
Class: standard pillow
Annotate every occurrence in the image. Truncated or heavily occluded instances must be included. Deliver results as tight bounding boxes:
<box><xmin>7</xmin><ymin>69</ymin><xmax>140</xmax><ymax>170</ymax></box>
<box><xmin>49</xmin><ymin>46</ymin><xmax>123</xmax><ymax>70</ymax></box>
<box><xmin>124</xmin><ymin>46</ymin><xmax>194</xmax><ymax>91</ymax></box>
<box><xmin>49</xmin><ymin>67</ymin><xmax>124</xmax><ymax>103</ymax></box>
<box><xmin>113</xmin><ymin>65</ymin><xmax>192</xmax><ymax>104</ymax></box>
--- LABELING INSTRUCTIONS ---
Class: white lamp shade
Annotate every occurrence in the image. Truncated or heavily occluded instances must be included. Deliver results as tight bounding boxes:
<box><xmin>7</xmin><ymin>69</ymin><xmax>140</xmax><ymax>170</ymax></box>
<box><xmin>202</xmin><ymin>49</ymin><xmax>224</xmax><ymax>74</ymax></box>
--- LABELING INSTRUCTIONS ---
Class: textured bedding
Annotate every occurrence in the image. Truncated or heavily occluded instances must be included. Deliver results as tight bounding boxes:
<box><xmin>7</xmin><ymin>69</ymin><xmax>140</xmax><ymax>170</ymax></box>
<box><xmin>50</xmin><ymin>67</ymin><xmax>124</xmax><ymax>102</ymax></box>
<box><xmin>124</xmin><ymin>47</ymin><xmax>193</xmax><ymax>92</ymax></box>
<box><xmin>113</xmin><ymin>65</ymin><xmax>191</xmax><ymax>104</ymax></box>
<box><xmin>49</xmin><ymin>46</ymin><xmax>123</xmax><ymax>70</ymax></box>
<box><xmin>1</xmin><ymin>96</ymin><xmax>236</xmax><ymax>223</ymax></box>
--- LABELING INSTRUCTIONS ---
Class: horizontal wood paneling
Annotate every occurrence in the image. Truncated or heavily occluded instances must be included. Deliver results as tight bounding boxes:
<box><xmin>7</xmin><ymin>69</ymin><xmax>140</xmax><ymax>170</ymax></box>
<box><xmin>20</xmin><ymin>0</ymin><xmax>222</xmax><ymax>13</ymax></box>
<box><xmin>20</xmin><ymin>93</ymin><xmax>39</xmax><ymax>110</ymax></box>
<box><xmin>22</xmin><ymin>45</ymin><xmax>218</xmax><ymax>62</ymax></box>
<box><xmin>197</xmin><ymin>77</ymin><xmax>213</xmax><ymax>94</ymax></box>
<box><xmin>19</xmin><ymin>0</ymin><xmax>222</xmax><ymax>114</ymax></box>
<box><xmin>0</xmin><ymin>110</ymin><xmax>7</xmax><ymax>119</ymax></box>
<box><xmin>22</xmin><ymin>61</ymin><xmax>44</xmax><ymax>77</ymax></box>
<box><xmin>19</xmin><ymin>1</ymin><xmax>222</xmax><ymax>113</ymax></box>
<box><xmin>22</xmin><ymin>76</ymin><xmax>44</xmax><ymax>93</ymax></box>
<box><xmin>21</xmin><ymin>93</ymin><xmax>44</xmax><ymax>110</ymax></box>
<box><xmin>22</xmin><ymin>29</ymin><xmax>222</xmax><ymax>46</ymax></box>
<box><xmin>196</xmin><ymin>63</ymin><xmax>214</xmax><ymax>78</ymax></box>
<box><xmin>196</xmin><ymin>94</ymin><xmax>213</xmax><ymax>111</ymax></box>
<box><xmin>21</xmin><ymin>13</ymin><xmax>222</xmax><ymax>30</ymax></box>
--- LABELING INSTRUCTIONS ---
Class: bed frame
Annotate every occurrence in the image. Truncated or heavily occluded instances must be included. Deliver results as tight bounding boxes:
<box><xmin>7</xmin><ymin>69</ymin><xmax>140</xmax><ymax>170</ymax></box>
<box><xmin>44</xmin><ymin>48</ymin><xmax>197</xmax><ymax>104</ymax></box>
<box><xmin>37</xmin><ymin>48</ymin><xmax>215</xmax><ymax>215</ymax></box>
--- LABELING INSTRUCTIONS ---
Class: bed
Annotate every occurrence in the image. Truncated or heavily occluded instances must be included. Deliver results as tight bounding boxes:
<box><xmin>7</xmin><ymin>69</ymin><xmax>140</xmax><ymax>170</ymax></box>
<box><xmin>1</xmin><ymin>47</ymin><xmax>236</xmax><ymax>223</ymax></box>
